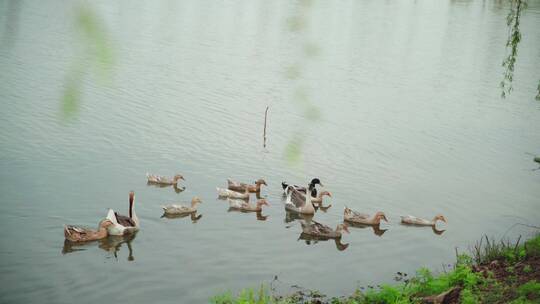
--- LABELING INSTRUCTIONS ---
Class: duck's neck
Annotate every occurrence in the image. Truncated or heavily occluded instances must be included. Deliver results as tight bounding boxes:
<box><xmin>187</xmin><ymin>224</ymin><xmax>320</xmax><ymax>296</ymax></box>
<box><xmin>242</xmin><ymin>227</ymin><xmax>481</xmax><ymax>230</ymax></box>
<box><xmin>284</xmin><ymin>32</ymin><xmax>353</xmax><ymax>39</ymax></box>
<box><xmin>191</xmin><ymin>201</ymin><xmax>200</xmax><ymax>208</ymax></box>
<box><xmin>129</xmin><ymin>197</ymin><xmax>139</xmax><ymax>226</ymax></box>
<box><xmin>304</xmin><ymin>187</ymin><xmax>315</xmax><ymax>213</ymax></box>
<box><xmin>129</xmin><ymin>196</ymin><xmax>134</xmax><ymax>219</ymax></box>
<box><xmin>370</xmin><ymin>215</ymin><xmax>381</xmax><ymax>225</ymax></box>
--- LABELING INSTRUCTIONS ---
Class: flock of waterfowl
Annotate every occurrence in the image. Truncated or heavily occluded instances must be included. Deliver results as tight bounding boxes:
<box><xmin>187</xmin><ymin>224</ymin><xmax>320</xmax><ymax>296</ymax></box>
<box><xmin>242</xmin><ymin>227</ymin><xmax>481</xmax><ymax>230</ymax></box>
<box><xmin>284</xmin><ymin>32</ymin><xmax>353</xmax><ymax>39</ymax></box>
<box><xmin>64</xmin><ymin>175</ymin><xmax>447</xmax><ymax>246</ymax></box>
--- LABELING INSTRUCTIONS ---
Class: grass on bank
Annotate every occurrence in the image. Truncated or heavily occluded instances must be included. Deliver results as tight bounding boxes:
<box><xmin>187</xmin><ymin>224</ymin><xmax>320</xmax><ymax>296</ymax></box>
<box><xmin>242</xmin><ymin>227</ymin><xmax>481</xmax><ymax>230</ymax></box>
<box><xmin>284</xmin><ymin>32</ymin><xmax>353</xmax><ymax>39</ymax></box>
<box><xmin>210</xmin><ymin>234</ymin><xmax>540</xmax><ymax>304</ymax></box>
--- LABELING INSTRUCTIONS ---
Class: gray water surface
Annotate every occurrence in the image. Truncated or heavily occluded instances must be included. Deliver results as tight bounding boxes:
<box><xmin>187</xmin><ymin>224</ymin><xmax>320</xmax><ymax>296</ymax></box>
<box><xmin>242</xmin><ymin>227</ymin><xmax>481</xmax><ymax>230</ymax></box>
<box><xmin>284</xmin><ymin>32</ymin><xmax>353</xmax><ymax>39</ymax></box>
<box><xmin>1</xmin><ymin>1</ymin><xmax>540</xmax><ymax>303</ymax></box>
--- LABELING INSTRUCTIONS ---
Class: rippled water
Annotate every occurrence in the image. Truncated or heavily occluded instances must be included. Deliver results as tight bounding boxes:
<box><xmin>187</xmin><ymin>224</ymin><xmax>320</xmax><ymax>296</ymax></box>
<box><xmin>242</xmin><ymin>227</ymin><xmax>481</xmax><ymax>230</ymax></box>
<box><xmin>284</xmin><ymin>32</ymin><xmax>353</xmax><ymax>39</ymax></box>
<box><xmin>1</xmin><ymin>1</ymin><xmax>540</xmax><ymax>303</ymax></box>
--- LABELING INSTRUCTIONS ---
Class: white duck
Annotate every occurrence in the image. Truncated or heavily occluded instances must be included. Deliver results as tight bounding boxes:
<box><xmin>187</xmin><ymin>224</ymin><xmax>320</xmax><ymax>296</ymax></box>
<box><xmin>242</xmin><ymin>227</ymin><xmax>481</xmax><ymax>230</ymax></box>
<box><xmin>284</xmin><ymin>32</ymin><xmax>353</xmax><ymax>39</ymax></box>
<box><xmin>285</xmin><ymin>185</ymin><xmax>315</xmax><ymax>215</ymax></box>
<box><xmin>162</xmin><ymin>197</ymin><xmax>203</xmax><ymax>215</ymax></box>
<box><xmin>216</xmin><ymin>187</ymin><xmax>249</xmax><ymax>199</ymax></box>
<box><xmin>400</xmin><ymin>214</ymin><xmax>447</xmax><ymax>226</ymax></box>
<box><xmin>106</xmin><ymin>191</ymin><xmax>140</xmax><ymax>236</ymax></box>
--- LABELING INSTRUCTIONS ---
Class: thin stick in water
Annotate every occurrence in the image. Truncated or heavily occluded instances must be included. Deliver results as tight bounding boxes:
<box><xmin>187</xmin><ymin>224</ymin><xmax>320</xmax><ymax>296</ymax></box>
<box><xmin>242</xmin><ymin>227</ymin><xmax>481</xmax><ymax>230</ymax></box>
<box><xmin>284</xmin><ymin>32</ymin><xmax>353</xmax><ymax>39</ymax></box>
<box><xmin>263</xmin><ymin>106</ymin><xmax>269</xmax><ymax>148</ymax></box>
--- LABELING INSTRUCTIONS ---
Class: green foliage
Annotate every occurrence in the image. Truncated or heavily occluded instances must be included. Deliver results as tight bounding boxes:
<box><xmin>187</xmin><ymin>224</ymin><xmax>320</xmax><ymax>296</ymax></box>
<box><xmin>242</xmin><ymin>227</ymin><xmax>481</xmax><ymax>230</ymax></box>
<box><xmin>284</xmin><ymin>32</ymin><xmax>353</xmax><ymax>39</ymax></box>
<box><xmin>472</xmin><ymin>235</ymin><xmax>525</xmax><ymax>265</ymax></box>
<box><xmin>525</xmin><ymin>234</ymin><xmax>540</xmax><ymax>257</ymax></box>
<box><xmin>500</xmin><ymin>0</ymin><xmax>525</xmax><ymax>99</ymax></box>
<box><xmin>212</xmin><ymin>235</ymin><xmax>540</xmax><ymax>303</ymax></box>
<box><xmin>210</xmin><ymin>286</ymin><xmax>291</xmax><ymax>304</ymax></box>
<box><xmin>517</xmin><ymin>280</ymin><xmax>540</xmax><ymax>300</ymax></box>
<box><xmin>523</xmin><ymin>265</ymin><xmax>532</xmax><ymax>274</ymax></box>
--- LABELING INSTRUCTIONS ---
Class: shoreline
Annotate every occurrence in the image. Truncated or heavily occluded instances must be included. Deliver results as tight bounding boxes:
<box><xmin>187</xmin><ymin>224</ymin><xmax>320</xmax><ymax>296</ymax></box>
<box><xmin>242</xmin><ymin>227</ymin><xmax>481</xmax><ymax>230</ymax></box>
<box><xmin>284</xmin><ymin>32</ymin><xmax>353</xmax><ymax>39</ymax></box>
<box><xmin>211</xmin><ymin>233</ymin><xmax>540</xmax><ymax>304</ymax></box>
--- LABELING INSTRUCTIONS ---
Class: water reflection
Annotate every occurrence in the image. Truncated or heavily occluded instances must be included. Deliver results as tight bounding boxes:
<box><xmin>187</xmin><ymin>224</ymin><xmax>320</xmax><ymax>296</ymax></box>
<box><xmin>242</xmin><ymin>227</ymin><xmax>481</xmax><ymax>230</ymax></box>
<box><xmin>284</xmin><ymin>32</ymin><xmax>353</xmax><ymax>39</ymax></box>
<box><xmin>314</xmin><ymin>203</ymin><xmax>332</xmax><ymax>213</ymax></box>
<box><xmin>399</xmin><ymin>224</ymin><xmax>446</xmax><ymax>236</ymax></box>
<box><xmin>147</xmin><ymin>182</ymin><xmax>185</xmax><ymax>193</ymax></box>
<box><xmin>284</xmin><ymin>210</ymin><xmax>313</xmax><ymax>225</ymax></box>
<box><xmin>346</xmin><ymin>222</ymin><xmax>388</xmax><ymax>237</ymax></box>
<box><xmin>227</xmin><ymin>208</ymin><xmax>269</xmax><ymax>221</ymax></box>
<box><xmin>161</xmin><ymin>211</ymin><xmax>203</xmax><ymax>223</ymax></box>
<box><xmin>298</xmin><ymin>233</ymin><xmax>349</xmax><ymax>252</ymax></box>
<box><xmin>62</xmin><ymin>234</ymin><xmax>137</xmax><ymax>261</ymax></box>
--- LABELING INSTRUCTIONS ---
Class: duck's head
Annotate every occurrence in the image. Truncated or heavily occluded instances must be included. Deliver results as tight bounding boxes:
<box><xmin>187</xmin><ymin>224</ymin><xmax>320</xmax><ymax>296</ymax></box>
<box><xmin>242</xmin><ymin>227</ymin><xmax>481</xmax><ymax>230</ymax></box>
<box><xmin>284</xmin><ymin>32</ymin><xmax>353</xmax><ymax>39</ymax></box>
<box><xmin>99</xmin><ymin>219</ymin><xmax>114</xmax><ymax>229</ymax></box>
<box><xmin>256</xmin><ymin>199</ymin><xmax>270</xmax><ymax>207</ymax></box>
<box><xmin>191</xmin><ymin>197</ymin><xmax>203</xmax><ymax>205</ymax></box>
<box><xmin>434</xmin><ymin>214</ymin><xmax>447</xmax><ymax>223</ymax></box>
<box><xmin>336</xmin><ymin>223</ymin><xmax>350</xmax><ymax>234</ymax></box>
<box><xmin>255</xmin><ymin>179</ymin><xmax>267</xmax><ymax>186</ymax></box>
<box><xmin>375</xmin><ymin>212</ymin><xmax>388</xmax><ymax>223</ymax></box>
<box><xmin>344</xmin><ymin>207</ymin><xmax>352</xmax><ymax>215</ymax></box>
<box><xmin>310</xmin><ymin>178</ymin><xmax>323</xmax><ymax>187</ymax></box>
<box><xmin>174</xmin><ymin>174</ymin><xmax>185</xmax><ymax>182</ymax></box>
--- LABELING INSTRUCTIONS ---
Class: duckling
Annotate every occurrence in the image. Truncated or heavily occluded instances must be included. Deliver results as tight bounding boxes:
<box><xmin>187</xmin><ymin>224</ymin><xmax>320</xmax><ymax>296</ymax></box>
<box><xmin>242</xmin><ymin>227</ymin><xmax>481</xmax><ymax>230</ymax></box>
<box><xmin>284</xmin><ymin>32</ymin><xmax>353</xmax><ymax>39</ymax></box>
<box><xmin>64</xmin><ymin>219</ymin><xmax>114</xmax><ymax>242</ymax></box>
<box><xmin>344</xmin><ymin>207</ymin><xmax>388</xmax><ymax>225</ymax></box>
<box><xmin>162</xmin><ymin>197</ymin><xmax>203</xmax><ymax>215</ymax></box>
<box><xmin>400</xmin><ymin>214</ymin><xmax>447</xmax><ymax>226</ymax></box>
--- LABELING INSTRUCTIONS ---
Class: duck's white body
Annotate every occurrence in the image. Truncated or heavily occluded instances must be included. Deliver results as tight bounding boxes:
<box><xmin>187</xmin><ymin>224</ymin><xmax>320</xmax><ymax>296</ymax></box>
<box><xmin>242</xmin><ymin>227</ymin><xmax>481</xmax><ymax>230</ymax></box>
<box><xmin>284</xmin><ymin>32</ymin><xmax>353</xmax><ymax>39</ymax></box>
<box><xmin>217</xmin><ymin>187</ymin><xmax>249</xmax><ymax>199</ymax></box>
<box><xmin>106</xmin><ymin>208</ymin><xmax>139</xmax><ymax>236</ymax></box>
<box><xmin>106</xmin><ymin>192</ymin><xmax>140</xmax><ymax>236</ymax></box>
<box><xmin>285</xmin><ymin>186</ymin><xmax>315</xmax><ymax>214</ymax></box>
<box><xmin>400</xmin><ymin>215</ymin><xmax>446</xmax><ymax>226</ymax></box>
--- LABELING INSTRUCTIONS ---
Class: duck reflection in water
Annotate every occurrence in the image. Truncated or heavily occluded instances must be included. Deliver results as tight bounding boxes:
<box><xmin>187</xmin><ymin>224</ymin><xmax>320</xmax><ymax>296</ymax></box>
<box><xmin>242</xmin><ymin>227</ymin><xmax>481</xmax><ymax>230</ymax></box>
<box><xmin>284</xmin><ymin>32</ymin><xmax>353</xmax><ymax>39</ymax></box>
<box><xmin>284</xmin><ymin>210</ymin><xmax>313</xmax><ymax>225</ymax></box>
<box><xmin>147</xmin><ymin>181</ymin><xmax>185</xmax><ymax>194</ymax></box>
<box><xmin>346</xmin><ymin>221</ymin><xmax>388</xmax><ymax>237</ymax></box>
<box><xmin>161</xmin><ymin>211</ymin><xmax>203</xmax><ymax>223</ymax></box>
<box><xmin>298</xmin><ymin>233</ymin><xmax>349</xmax><ymax>251</ymax></box>
<box><xmin>227</xmin><ymin>207</ymin><xmax>269</xmax><ymax>221</ymax></box>
<box><xmin>62</xmin><ymin>233</ymin><xmax>137</xmax><ymax>261</ymax></box>
<box><xmin>227</xmin><ymin>198</ymin><xmax>269</xmax><ymax>221</ymax></box>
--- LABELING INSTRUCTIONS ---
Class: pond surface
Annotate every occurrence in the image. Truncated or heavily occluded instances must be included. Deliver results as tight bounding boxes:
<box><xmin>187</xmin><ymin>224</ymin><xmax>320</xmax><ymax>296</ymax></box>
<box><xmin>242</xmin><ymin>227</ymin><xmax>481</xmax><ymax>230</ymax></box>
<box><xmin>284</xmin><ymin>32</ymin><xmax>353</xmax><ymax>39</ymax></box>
<box><xmin>1</xmin><ymin>1</ymin><xmax>540</xmax><ymax>303</ymax></box>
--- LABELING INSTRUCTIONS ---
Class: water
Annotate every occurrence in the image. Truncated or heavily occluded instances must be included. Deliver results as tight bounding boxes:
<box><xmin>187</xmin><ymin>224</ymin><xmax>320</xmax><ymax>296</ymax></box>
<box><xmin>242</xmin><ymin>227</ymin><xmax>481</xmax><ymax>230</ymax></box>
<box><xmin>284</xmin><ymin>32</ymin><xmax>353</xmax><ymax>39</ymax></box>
<box><xmin>1</xmin><ymin>0</ymin><xmax>540</xmax><ymax>303</ymax></box>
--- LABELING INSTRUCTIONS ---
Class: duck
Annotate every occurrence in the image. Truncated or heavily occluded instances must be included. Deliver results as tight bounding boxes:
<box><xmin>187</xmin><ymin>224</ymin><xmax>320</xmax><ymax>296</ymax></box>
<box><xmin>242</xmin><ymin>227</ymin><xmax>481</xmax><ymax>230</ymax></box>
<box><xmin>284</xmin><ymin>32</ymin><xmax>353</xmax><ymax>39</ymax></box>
<box><xmin>228</xmin><ymin>198</ymin><xmax>269</xmax><ymax>212</ymax></box>
<box><xmin>161</xmin><ymin>197</ymin><xmax>203</xmax><ymax>216</ymax></box>
<box><xmin>301</xmin><ymin>220</ymin><xmax>349</xmax><ymax>239</ymax></box>
<box><xmin>64</xmin><ymin>219</ymin><xmax>114</xmax><ymax>242</ymax></box>
<box><xmin>146</xmin><ymin>173</ymin><xmax>184</xmax><ymax>185</ymax></box>
<box><xmin>343</xmin><ymin>207</ymin><xmax>388</xmax><ymax>225</ymax></box>
<box><xmin>282</xmin><ymin>178</ymin><xmax>323</xmax><ymax>198</ymax></box>
<box><xmin>216</xmin><ymin>187</ymin><xmax>250</xmax><ymax>199</ymax></box>
<box><xmin>106</xmin><ymin>191</ymin><xmax>140</xmax><ymax>236</ymax></box>
<box><xmin>227</xmin><ymin>178</ymin><xmax>267</xmax><ymax>193</ymax></box>
<box><xmin>284</xmin><ymin>185</ymin><xmax>315</xmax><ymax>214</ymax></box>
<box><xmin>400</xmin><ymin>214</ymin><xmax>447</xmax><ymax>226</ymax></box>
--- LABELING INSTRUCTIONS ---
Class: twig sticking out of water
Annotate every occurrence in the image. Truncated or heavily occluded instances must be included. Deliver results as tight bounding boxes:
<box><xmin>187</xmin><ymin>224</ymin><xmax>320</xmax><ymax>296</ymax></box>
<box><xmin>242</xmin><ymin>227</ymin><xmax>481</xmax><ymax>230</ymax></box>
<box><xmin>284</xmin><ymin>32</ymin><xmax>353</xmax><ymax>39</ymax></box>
<box><xmin>263</xmin><ymin>106</ymin><xmax>269</xmax><ymax>148</ymax></box>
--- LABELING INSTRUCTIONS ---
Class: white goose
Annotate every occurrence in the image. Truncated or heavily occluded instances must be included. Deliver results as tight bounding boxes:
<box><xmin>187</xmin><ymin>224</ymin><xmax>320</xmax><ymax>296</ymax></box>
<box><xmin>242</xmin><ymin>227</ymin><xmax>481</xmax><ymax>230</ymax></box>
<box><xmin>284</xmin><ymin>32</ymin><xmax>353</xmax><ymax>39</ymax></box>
<box><xmin>285</xmin><ymin>185</ymin><xmax>315</xmax><ymax>215</ymax></box>
<box><xmin>216</xmin><ymin>187</ymin><xmax>249</xmax><ymax>199</ymax></box>
<box><xmin>162</xmin><ymin>197</ymin><xmax>202</xmax><ymax>215</ymax></box>
<box><xmin>106</xmin><ymin>191</ymin><xmax>140</xmax><ymax>236</ymax></box>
